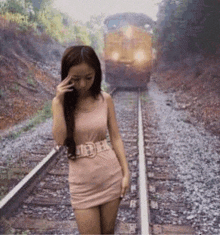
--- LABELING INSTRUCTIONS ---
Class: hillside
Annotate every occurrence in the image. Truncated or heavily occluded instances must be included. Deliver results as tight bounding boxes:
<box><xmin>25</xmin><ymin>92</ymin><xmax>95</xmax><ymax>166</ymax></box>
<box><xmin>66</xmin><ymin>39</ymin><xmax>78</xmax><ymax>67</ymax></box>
<box><xmin>1</xmin><ymin>16</ymin><xmax>220</xmax><ymax>140</ymax></box>
<box><xmin>154</xmin><ymin>55</ymin><xmax>220</xmax><ymax>137</ymax></box>
<box><xmin>0</xmin><ymin>16</ymin><xmax>65</xmax><ymax>131</ymax></box>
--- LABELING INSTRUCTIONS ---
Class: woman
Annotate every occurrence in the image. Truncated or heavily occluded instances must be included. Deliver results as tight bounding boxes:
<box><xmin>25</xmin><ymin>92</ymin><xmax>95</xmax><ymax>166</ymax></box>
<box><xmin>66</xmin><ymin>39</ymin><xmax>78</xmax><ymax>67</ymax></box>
<box><xmin>52</xmin><ymin>45</ymin><xmax>130</xmax><ymax>234</ymax></box>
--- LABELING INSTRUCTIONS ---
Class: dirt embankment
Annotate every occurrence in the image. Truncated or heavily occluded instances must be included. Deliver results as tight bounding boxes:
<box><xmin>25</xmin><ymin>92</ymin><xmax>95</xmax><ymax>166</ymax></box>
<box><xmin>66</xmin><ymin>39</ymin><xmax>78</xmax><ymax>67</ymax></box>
<box><xmin>1</xmin><ymin>15</ymin><xmax>220</xmax><ymax>138</ymax></box>
<box><xmin>0</xmin><ymin>17</ymin><xmax>65</xmax><ymax>130</ymax></box>
<box><xmin>154</xmin><ymin>54</ymin><xmax>220</xmax><ymax>137</ymax></box>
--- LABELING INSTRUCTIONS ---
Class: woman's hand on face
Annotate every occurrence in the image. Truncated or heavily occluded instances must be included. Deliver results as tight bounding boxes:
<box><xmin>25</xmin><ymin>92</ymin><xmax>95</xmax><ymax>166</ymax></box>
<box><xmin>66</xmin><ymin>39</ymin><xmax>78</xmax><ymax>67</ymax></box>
<box><xmin>55</xmin><ymin>75</ymin><xmax>74</xmax><ymax>103</ymax></box>
<box><xmin>120</xmin><ymin>175</ymin><xmax>130</xmax><ymax>198</ymax></box>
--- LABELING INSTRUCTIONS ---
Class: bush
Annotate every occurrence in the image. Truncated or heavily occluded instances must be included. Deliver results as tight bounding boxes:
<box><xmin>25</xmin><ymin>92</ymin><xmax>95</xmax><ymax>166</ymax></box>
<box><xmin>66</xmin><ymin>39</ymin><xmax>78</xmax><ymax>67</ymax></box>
<box><xmin>0</xmin><ymin>0</ymin><xmax>104</xmax><ymax>51</ymax></box>
<box><xmin>0</xmin><ymin>0</ymin><xmax>26</xmax><ymax>15</ymax></box>
<box><xmin>2</xmin><ymin>12</ymin><xmax>37</xmax><ymax>32</ymax></box>
<box><xmin>156</xmin><ymin>0</ymin><xmax>220</xmax><ymax>61</ymax></box>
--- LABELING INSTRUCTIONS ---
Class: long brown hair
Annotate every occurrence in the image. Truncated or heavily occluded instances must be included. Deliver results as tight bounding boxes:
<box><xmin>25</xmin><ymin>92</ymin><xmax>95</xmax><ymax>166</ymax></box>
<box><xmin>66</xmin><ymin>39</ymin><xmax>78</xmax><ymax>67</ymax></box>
<box><xmin>61</xmin><ymin>46</ymin><xmax>102</xmax><ymax>159</ymax></box>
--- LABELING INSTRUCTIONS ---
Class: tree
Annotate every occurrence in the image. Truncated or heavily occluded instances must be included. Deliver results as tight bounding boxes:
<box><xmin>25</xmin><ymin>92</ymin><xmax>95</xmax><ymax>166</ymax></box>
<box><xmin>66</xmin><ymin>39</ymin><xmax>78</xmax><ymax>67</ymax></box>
<box><xmin>85</xmin><ymin>14</ymin><xmax>106</xmax><ymax>55</ymax></box>
<box><xmin>1</xmin><ymin>0</ymin><xmax>27</xmax><ymax>15</ymax></box>
<box><xmin>155</xmin><ymin>0</ymin><xmax>220</xmax><ymax>61</ymax></box>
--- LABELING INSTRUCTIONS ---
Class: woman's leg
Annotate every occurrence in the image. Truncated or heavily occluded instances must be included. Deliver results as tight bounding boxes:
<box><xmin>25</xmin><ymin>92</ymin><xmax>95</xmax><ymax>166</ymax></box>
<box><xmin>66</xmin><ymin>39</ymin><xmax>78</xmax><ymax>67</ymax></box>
<box><xmin>74</xmin><ymin>206</ymin><xmax>101</xmax><ymax>234</ymax></box>
<box><xmin>100</xmin><ymin>198</ymin><xmax>121</xmax><ymax>234</ymax></box>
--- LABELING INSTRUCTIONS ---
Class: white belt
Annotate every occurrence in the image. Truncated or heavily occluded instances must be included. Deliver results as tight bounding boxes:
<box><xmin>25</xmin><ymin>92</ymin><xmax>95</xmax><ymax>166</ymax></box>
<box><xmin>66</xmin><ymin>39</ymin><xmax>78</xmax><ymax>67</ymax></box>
<box><xmin>72</xmin><ymin>139</ymin><xmax>110</xmax><ymax>159</ymax></box>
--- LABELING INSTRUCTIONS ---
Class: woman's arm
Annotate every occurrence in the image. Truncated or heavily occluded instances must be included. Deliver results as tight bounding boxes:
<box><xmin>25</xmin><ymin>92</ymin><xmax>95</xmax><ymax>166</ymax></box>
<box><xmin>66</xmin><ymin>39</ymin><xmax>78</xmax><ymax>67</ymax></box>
<box><xmin>52</xmin><ymin>97</ymin><xmax>67</xmax><ymax>145</ymax></box>
<box><xmin>105</xmin><ymin>92</ymin><xmax>130</xmax><ymax>197</ymax></box>
<box><xmin>52</xmin><ymin>75</ymin><xmax>74</xmax><ymax>145</ymax></box>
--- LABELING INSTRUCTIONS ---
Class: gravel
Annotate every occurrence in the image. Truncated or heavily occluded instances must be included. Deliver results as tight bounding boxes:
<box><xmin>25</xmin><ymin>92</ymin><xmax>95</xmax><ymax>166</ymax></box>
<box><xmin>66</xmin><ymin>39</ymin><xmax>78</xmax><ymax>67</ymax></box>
<box><xmin>0</xmin><ymin>118</ymin><xmax>53</xmax><ymax>165</ymax></box>
<box><xmin>148</xmin><ymin>79</ymin><xmax>220</xmax><ymax>235</ymax></box>
<box><xmin>1</xmin><ymin>77</ymin><xmax>220</xmax><ymax>234</ymax></box>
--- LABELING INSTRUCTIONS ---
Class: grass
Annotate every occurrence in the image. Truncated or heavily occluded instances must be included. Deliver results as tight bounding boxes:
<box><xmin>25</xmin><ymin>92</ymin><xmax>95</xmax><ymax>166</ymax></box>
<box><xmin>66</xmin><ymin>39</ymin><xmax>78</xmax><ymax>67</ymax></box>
<box><xmin>7</xmin><ymin>100</ymin><xmax>52</xmax><ymax>140</ymax></box>
<box><xmin>27</xmin><ymin>71</ymin><xmax>37</xmax><ymax>87</ymax></box>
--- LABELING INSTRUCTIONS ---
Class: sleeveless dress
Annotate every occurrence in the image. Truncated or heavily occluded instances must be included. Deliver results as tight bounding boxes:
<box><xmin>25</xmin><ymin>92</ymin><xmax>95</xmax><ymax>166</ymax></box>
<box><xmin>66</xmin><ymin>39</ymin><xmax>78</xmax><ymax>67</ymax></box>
<box><xmin>68</xmin><ymin>92</ymin><xmax>123</xmax><ymax>209</ymax></box>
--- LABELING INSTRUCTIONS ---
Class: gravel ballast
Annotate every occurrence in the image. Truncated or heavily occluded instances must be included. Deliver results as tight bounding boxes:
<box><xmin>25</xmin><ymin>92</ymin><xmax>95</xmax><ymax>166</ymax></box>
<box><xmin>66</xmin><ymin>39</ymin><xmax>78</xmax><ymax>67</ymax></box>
<box><xmin>148</xmin><ymin>79</ymin><xmax>220</xmax><ymax>235</ymax></box>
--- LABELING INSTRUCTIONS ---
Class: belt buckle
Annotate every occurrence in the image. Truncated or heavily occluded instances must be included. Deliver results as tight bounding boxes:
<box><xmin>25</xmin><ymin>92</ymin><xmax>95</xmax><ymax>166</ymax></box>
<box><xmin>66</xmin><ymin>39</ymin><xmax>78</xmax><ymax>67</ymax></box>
<box><xmin>85</xmin><ymin>142</ymin><xmax>96</xmax><ymax>158</ymax></box>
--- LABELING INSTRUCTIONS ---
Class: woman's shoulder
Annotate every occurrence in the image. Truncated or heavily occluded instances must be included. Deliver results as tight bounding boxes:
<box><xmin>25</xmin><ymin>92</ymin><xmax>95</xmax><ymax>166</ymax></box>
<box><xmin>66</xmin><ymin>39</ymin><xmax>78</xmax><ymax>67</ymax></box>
<box><xmin>101</xmin><ymin>91</ymin><xmax>112</xmax><ymax>101</ymax></box>
<box><xmin>101</xmin><ymin>91</ymin><xmax>115</xmax><ymax>111</ymax></box>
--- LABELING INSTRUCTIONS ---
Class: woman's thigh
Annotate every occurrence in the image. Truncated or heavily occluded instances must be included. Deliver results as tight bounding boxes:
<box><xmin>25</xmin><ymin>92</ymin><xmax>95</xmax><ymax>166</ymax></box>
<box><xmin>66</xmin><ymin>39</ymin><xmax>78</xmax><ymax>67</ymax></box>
<box><xmin>74</xmin><ymin>206</ymin><xmax>101</xmax><ymax>234</ymax></box>
<box><xmin>100</xmin><ymin>198</ymin><xmax>121</xmax><ymax>234</ymax></box>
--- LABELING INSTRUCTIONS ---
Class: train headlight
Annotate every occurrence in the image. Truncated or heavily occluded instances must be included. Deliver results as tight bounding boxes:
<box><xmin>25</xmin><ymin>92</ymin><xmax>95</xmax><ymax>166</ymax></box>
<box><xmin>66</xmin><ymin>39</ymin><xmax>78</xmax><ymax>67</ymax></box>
<box><xmin>125</xmin><ymin>26</ymin><xmax>132</xmax><ymax>38</ymax></box>
<box><xmin>112</xmin><ymin>52</ymin><xmax>119</xmax><ymax>61</ymax></box>
<box><xmin>134</xmin><ymin>50</ymin><xmax>146</xmax><ymax>63</ymax></box>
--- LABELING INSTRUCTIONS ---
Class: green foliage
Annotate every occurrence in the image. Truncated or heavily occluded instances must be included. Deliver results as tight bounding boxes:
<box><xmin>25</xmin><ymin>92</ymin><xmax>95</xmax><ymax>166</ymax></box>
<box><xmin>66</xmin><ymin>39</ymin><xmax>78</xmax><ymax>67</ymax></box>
<box><xmin>156</xmin><ymin>0</ymin><xmax>220</xmax><ymax>61</ymax></box>
<box><xmin>86</xmin><ymin>14</ymin><xmax>106</xmax><ymax>55</ymax></box>
<box><xmin>0</xmin><ymin>0</ymin><xmax>105</xmax><ymax>49</ymax></box>
<box><xmin>37</xmin><ymin>7</ymin><xmax>63</xmax><ymax>41</ymax></box>
<box><xmin>0</xmin><ymin>0</ymin><xmax>26</xmax><ymax>15</ymax></box>
<box><xmin>2</xmin><ymin>12</ymin><xmax>36</xmax><ymax>31</ymax></box>
<box><xmin>73</xmin><ymin>24</ymin><xmax>91</xmax><ymax>45</ymax></box>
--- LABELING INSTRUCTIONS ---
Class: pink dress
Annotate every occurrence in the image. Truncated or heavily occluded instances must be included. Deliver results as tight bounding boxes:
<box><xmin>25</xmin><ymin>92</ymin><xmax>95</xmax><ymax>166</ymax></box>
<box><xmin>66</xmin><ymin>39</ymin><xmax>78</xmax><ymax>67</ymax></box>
<box><xmin>68</xmin><ymin>92</ymin><xmax>123</xmax><ymax>209</ymax></box>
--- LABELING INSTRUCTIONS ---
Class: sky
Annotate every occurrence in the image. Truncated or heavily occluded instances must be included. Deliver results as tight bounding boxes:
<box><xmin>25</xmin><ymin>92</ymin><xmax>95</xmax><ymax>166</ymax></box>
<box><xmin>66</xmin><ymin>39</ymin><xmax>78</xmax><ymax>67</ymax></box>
<box><xmin>53</xmin><ymin>0</ymin><xmax>162</xmax><ymax>23</ymax></box>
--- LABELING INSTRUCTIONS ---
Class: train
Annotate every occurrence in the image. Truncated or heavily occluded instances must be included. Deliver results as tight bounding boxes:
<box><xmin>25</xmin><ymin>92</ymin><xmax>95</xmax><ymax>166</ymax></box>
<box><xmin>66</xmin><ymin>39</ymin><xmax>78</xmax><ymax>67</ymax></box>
<box><xmin>104</xmin><ymin>13</ymin><xmax>155</xmax><ymax>89</ymax></box>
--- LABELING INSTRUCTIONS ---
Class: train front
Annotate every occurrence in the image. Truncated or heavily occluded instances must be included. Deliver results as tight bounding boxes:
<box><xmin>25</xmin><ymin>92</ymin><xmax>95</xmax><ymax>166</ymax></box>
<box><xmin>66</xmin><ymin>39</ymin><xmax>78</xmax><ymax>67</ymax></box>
<box><xmin>104</xmin><ymin>14</ymin><xmax>153</xmax><ymax>88</ymax></box>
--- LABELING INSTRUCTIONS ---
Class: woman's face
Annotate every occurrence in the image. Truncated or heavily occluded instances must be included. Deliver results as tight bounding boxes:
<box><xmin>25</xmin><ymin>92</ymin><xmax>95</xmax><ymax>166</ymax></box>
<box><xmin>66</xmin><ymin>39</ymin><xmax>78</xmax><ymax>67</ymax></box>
<box><xmin>68</xmin><ymin>63</ymin><xmax>95</xmax><ymax>96</ymax></box>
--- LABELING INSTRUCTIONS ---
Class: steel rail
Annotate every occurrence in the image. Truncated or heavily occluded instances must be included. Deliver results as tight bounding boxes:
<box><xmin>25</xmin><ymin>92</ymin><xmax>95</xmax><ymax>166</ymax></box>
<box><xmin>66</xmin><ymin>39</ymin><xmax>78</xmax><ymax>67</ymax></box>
<box><xmin>0</xmin><ymin>88</ymin><xmax>116</xmax><ymax>220</ymax></box>
<box><xmin>138</xmin><ymin>89</ymin><xmax>150</xmax><ymax>234</ymax></box>
<box><xmin>0</xmin><ymin>147</ymin><xmax>63</xmax><ymax>218</ymax></box>
<box><xmin>1</xmin><ymin>87</ymin><xmax>149</xmax><ymax>235</ymax></box>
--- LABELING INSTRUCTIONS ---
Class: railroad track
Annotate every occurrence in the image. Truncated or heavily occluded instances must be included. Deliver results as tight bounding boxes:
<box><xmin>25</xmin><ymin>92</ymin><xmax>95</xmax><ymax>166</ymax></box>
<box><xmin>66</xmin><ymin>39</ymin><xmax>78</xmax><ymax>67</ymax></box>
<box><xmin>0</xmin><ymin>88</ymin><xmax>196</xmax><ymax>234</ymax></box>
